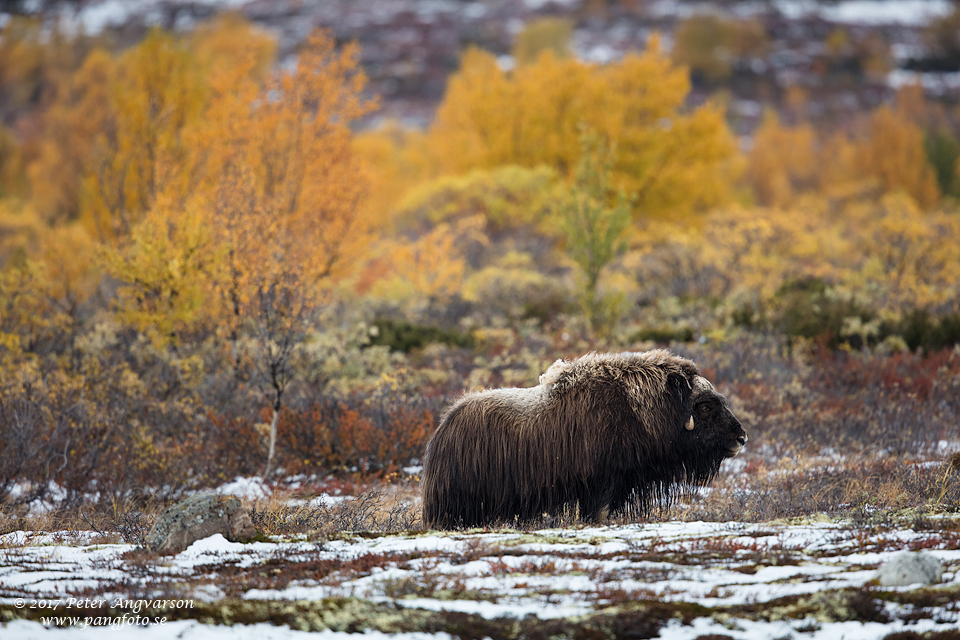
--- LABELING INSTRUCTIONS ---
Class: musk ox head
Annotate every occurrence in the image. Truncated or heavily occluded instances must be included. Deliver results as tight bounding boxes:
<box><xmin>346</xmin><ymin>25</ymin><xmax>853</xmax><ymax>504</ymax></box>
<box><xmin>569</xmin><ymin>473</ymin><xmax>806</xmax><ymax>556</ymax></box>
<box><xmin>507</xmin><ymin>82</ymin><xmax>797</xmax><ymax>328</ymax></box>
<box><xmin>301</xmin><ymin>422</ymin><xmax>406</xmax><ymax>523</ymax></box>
<box><xmin>677</xmin><ymin>374</ymin><xmax>747</xmax><ymax>484</ymax></box>
<box><xmin>421</xmin><ymin>349</ymin><xmax>747</xmax><ymax>530</ymax></box>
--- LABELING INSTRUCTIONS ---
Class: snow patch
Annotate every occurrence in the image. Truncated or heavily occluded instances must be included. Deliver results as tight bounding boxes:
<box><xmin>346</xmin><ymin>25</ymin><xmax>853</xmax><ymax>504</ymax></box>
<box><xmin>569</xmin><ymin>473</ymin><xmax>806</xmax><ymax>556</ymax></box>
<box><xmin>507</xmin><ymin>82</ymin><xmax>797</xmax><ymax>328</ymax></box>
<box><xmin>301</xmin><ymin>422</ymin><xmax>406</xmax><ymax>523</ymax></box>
<box><xmin>4</xmin><ymin>520</ymin><xmax>960</xmax><ymax>638</ymax></box>
<box><xmin>216</xmin><ymin>476</ymin><xmax>272</xmax><ymax>501</ymax></box>
<box><xmin>178</xmin><ymin>533</ymin><xmax>246</xmax><ymax>556</ymax></box>
<box><xmin>774</xmin><ymin>0</ymin><xmax>953</xmax><ymax>25</ymax></box>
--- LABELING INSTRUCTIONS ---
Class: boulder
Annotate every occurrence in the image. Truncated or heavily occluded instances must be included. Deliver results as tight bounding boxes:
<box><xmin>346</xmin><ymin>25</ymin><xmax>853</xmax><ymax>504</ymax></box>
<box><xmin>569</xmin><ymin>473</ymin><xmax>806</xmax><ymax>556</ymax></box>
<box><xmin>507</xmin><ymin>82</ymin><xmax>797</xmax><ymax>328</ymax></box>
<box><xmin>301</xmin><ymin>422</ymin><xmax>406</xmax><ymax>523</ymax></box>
<box><xmin>145</xmin><ymin>493</ymin><xmax>257</xmax><ymax>553</ymax></box>
<box><xmin>876</xmin><ymin>551</ymin><xmax>943</xmax><ymax>587</ymax></box>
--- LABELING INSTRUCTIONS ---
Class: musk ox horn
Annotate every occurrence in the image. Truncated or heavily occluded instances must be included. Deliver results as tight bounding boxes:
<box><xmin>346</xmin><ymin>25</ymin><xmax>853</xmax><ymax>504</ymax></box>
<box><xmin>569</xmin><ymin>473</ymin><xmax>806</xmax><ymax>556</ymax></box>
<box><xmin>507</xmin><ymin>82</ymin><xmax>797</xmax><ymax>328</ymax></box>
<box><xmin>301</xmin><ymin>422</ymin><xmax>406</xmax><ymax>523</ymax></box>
<box><xmin>421</xmin><ymin>349</ymin><xmax>748</xmax><ymax>530</ymax></box>
<box><xmin>686</xmin><ymin>415</ymin><xmax>695</xmax><ymax>430</ymax></box>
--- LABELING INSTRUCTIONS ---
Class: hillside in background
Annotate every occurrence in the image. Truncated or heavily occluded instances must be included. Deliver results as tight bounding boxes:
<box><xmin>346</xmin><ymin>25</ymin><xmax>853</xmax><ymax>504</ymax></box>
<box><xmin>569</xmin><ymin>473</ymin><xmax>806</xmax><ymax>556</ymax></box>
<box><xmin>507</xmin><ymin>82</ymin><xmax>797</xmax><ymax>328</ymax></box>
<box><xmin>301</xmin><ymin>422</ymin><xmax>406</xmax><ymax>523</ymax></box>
<box><xmin>4</xmin><ymin>0</ymin><xmax>960</xmax><ymax>129</ymax></box>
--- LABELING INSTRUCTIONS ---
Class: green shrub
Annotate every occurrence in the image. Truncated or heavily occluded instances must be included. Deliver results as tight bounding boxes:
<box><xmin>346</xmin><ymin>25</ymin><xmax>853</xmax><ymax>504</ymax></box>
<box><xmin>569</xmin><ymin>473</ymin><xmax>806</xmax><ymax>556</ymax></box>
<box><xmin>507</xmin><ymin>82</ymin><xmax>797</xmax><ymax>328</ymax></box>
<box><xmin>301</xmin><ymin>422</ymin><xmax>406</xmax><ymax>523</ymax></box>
<box><xmin>629</xmin><ymin>326</ymin><xmax>696</xmax><ymax>344</ymax></box>
<box><xmin>890</xmin><ymin>309</ymin><xmax>960</xmax><ymax>352</ymax></box>
<box><xmin>734</xmin><ymin>278</ymin><xmax>960</xmax><ymax>353</ymax></box>
<box><xmin>367</xmin><ymin>318</ymin><xmax>474</xmax><ymax>353</ymax></box>
<box><xmin>772</xmin><ymin>278</ymin><xmax>875</xmax><ymax>349</ymax></box>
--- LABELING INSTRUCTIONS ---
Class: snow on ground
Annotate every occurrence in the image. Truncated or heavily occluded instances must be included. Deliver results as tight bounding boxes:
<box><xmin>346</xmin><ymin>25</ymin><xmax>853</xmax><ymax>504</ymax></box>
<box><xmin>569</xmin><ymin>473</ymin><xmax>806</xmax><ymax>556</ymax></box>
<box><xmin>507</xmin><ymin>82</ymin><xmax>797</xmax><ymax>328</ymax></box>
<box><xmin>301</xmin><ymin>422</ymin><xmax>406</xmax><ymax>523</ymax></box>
<box><xmin>33</xmin><ymin>0</ymin><xmax>959</xmax><ymax>36</ymax></box>
<box><xmin>213</xmin><ymin>476</ymin><xmax>273</xmax><ymax>501</ymax></box>
<box><xmin>649</xmin><ymin>0</ymin><xmax>954</xmax><ymax>25</ymax></box>
<box><xmin>775</xmin><ymin>0</ymin><xmax>953</xmax><ymax>25</ymax></box>
<box><xmin>2</xmin><ymin>519</ymin><xmax>959</xmax><ymax>638</ymax></box>
<box><xmin>58</xmin><ymin>0</ymin><xmax>253</xmax><ymax>35</ymax></box>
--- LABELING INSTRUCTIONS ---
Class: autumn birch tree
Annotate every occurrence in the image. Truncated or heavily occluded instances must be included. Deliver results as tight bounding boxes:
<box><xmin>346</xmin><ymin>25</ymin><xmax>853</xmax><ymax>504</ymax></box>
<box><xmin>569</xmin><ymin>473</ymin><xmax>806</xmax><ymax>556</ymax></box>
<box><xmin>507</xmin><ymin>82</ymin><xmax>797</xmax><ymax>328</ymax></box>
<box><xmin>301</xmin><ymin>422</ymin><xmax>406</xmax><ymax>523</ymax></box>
<box><xmin>202</xmin><ymin>30</ymin><xmax>375</xmax><ymax>477</ymax></box>
<box><xmin>96</xmin><ymin>26</ymin><xmax>374</xmax><ymax>476</ymax></box>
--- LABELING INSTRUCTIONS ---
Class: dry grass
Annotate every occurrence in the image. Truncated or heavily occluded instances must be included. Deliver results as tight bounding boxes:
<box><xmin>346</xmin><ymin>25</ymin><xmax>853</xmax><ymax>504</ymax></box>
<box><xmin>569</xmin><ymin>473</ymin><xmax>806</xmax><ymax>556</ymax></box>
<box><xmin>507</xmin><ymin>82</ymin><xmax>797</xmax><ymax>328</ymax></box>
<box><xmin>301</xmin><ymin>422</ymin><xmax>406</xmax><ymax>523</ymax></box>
<box><xmin>3</xmin><ymin>454</ymin><xmax>960</xmax><ymax>539</ymax></box>
<box><xmin>249</xmin><ymin>486</ymin><xmax>422</xmax><ymax>536</ymax></box>
<box><xmin>674</xmin><ymin>452</ymin><xmax>960</xmax><ymax>524</ymax></box>
<box><xmin>1</xmin><ymin>485</ymin><xmax>422</xmax><ymax>542</ymax></box>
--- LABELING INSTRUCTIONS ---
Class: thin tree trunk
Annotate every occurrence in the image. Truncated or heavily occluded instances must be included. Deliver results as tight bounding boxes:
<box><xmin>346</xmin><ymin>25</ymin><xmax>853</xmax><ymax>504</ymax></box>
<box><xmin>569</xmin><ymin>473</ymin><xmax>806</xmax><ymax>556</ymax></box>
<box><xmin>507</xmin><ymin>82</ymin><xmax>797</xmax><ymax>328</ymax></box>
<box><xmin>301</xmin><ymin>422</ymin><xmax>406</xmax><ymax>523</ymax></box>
<box><xmin>263</xmin><ymin>406</ymin><xmax>280</xmax><ymax>478</ymax></box>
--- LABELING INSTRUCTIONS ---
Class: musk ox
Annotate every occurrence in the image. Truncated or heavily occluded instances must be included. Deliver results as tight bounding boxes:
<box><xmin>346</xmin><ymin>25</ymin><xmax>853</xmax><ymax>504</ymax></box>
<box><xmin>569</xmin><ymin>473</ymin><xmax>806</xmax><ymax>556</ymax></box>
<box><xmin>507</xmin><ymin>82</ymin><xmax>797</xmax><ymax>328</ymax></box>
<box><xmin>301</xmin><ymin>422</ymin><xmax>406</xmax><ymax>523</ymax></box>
<box><xmin>421</xmin><ymin>349</ymin><xmax>746</xmax><ymax>529</ymax></box>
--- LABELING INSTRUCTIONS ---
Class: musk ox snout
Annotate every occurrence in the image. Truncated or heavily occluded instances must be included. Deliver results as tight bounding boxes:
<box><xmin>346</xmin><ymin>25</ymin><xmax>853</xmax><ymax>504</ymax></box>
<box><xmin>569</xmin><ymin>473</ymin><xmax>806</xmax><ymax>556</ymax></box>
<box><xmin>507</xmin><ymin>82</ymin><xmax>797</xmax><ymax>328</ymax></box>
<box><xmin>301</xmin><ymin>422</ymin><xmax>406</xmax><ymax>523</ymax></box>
<box><xmin>736</xmin><ymin>431</ymin><xmax>749</xmax><ymax>451</ymax></box>
<box><xmin>684</xmin><ymin>375</ymin><xmax>747</xmax><ymax>458</ymax></box>
<box><xmin>421</xmin><ymin>349</ymin><xmax>746</xmax><ymax>530</ymax></box>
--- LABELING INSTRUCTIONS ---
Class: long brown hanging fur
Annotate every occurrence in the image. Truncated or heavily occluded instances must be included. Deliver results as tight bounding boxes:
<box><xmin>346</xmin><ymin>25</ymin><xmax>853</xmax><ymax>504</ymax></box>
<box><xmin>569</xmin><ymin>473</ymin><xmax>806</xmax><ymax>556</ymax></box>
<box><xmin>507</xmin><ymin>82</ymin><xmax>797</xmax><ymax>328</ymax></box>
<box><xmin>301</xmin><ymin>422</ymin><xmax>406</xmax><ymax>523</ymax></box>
<box><xmin>421</xmin><ymin>349</ymin><xmax>747</xmax><ymax>530</ymax></box>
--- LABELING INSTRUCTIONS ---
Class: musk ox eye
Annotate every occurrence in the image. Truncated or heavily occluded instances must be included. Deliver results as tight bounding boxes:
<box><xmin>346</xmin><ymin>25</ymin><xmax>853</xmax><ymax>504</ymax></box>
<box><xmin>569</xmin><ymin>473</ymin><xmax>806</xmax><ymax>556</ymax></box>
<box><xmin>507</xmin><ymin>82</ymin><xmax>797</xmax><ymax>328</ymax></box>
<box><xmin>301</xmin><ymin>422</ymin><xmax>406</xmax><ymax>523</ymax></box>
<box><xmin>696</xmin><ymin>402</ymin><xmax>712</xmax><ymax>415</ymax></box>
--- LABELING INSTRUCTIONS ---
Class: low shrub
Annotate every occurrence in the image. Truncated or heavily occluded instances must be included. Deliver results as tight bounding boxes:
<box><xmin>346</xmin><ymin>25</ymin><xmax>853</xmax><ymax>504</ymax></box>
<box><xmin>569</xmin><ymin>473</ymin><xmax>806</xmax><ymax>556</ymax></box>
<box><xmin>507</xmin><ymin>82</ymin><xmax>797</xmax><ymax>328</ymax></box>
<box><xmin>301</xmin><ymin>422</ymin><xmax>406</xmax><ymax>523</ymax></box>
<box><xmin>771</xmin><ymin>277</ymin><xmax>875</xmax><ymax>350</ymax></box>
<box><xmin>367</xmin><ymin>318</ymin><xmax>474</xmax><ymax>353</ymax></box>
<box><xmin>893</xmin><ymin>309</ymin><xmax>960</xmax><ymax>352</ymax></box>
<box><xmin>629</xmin><ymin>326</ymin><xmax>695</xmax><ymax>344</ymax></box>
<box><xmin>273</xmin><ymin>400</ymin><xmax>433</xmax><ymax>478</ymax></box>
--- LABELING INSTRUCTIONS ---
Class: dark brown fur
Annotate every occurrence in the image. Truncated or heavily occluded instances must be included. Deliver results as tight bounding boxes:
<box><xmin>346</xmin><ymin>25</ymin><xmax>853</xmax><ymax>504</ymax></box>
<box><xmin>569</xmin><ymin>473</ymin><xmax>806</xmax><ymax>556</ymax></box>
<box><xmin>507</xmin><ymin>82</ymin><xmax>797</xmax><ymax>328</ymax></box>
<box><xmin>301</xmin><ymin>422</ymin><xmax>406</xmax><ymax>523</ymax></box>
<box><xmin>421</xmin><ymin>350</ymin><xmax>746</xmax><ymax>529</ymax></box>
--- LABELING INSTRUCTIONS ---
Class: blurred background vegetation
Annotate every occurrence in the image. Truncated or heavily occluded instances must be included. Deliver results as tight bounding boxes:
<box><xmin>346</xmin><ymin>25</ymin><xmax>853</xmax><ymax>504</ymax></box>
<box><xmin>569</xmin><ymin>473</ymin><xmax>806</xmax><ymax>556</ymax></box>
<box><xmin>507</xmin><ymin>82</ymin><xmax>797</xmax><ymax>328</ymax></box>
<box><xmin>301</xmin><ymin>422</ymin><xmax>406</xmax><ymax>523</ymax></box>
<box><xmin>2</xmin><ymin>6</ymin><xmax>960</xmax><ymax>516</ymax></box>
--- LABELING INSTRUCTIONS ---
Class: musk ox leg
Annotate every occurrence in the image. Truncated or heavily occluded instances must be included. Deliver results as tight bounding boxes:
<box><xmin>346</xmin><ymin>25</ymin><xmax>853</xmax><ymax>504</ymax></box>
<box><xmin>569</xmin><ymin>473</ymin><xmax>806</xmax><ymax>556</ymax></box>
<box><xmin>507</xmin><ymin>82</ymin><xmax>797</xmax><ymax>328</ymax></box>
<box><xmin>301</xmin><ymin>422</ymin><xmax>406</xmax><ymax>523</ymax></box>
<box><xmin>579</xmin><ymin>499</ymin><xmax>611</xmax><ymax>524</ymax></box>
<box><xmin>578</xmin><ymin>480</ymin><xmax>616</xmax><ymax>524</ymax></box>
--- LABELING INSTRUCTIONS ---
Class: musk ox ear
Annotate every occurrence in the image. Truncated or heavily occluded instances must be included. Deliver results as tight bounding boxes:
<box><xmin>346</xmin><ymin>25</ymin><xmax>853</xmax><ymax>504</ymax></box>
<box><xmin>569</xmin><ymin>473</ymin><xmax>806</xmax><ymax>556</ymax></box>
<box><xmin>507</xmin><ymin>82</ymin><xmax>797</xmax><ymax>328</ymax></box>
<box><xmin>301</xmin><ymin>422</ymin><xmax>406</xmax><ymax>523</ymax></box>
<box><xmin>667</xmin><ymin>372</ymin><xmax>692</xmax><ymax>403</ymax></box>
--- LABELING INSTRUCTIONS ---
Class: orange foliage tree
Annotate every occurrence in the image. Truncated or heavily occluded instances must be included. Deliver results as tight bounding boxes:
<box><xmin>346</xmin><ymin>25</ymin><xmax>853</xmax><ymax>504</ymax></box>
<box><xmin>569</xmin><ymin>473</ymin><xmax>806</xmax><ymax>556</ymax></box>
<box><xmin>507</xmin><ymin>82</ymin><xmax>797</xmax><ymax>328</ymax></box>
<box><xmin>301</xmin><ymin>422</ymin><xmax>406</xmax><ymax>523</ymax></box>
<box><xmin>79</xmin><ymin>29</ymin><xmax>208</xmax><ymax>243</ymax></box>
<box><xmin>27</xmin><ymin>49</ymin><xmax>115</xmax><ymax>225</ymax></box>
<box><xmin>416</xmin><ymin>40</ymin><xmax>739</xmax><ymax>219</ymax></box>
<box><xmin>24</xmin><ymin>14</ymin><xmax>275</xmax><ymax>229</ymax></box>
<box><xmin>746</xmin><ymin>100</ymin><xmax>942</xmax><ymax>209</ymax></box>
<box><xmin>855</xmin><ymin>105</ymin><xmax>940</xmax><ymax>209</ymax></box>
<box><xmin>105</xmin><ymin>29</ymin><xmax>375</xmax><ymax>476</ymax></box>
<box><xmin>745</xmin><ymin>112</ymin><xmax>817</xmax><ymax>207</ymax></box>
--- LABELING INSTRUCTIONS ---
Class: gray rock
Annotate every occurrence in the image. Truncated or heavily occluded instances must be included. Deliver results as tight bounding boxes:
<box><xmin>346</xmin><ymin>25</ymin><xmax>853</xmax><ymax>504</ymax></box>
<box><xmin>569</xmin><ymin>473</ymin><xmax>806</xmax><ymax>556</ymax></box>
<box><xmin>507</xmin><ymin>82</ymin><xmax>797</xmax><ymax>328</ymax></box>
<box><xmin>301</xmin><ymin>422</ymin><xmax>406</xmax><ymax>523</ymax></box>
<box><xmin>145</xmin><ymin>493</ymin><xmax>257</xmax><ymax>553</ymax></box>
<box><xmin>876</xmin><ymin>551</ymin><xmax>943</xmax><ymax>587</ymax></box>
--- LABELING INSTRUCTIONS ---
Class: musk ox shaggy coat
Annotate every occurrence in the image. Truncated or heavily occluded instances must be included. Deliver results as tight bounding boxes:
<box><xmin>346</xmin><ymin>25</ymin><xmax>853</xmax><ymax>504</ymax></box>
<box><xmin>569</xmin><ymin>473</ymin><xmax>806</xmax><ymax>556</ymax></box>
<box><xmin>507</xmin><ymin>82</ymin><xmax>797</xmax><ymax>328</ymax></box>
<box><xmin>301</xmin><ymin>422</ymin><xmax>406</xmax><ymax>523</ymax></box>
<box><xmin>421</xmin><ymin>350</ymin><xmax>747</xmax><ymax>529</ymax></box>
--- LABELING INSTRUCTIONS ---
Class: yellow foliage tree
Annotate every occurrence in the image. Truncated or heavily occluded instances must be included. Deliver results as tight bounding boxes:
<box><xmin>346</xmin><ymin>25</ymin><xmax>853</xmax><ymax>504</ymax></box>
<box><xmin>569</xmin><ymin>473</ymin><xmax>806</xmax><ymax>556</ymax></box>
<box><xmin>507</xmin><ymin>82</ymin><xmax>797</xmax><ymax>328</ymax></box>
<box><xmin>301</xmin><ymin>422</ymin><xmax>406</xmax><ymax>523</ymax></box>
<box><xmin>81</xmin><ymin>29</ymin><xmax>208</xmax><ymax>242</ymax></box>
<box><xmin>187</xmin><ymin>11</ymin><xmax>277</xmax><ymax>81</ymax></box>
<box><xmin>392</xmin><ymin>164</ymin><xmax>558</xmax><ymax>231</ymax></box>
<box><xmin>816</xmin><ymin>129</ymin><xmax>872</xmax><ymax>201</ymax></box>
<box><xmin>0</xmin><ymin>125</ymin><xmax>26</xmax><ymax>199</ymax></box>
<box><xmin>27</xmin><ymin>49</ymin><xmax>115</xmax><ymax>224</ymax></box>
<box><xmin>0</xmin><ymin>199</ymin><xmax>43</xmax><ymax>268</ymax></box>
<box><xmin>0</xmin><ymin>16</ymin><xmax>95</xmax><ymax>123</ymax></box>
<box><xmin>745</xmin><ymin>111</ymin><xmax>817</xmax><ymax>207</ymax></box>
<box><xmin>101</xmin><ymin>200</ymin><xmax>215</xmax><ymax>346</ymax></box>
<box><xmin>356</xmin><ymin>165</ymin><xmax>559</xmax><ymax>306</ymax></box>
<box><xmin>353</xmin><ymin>123</ymin><xmax>438</xmax><ymax>231</ymax></box>
<box><xmin>361</xmin><ymin>220</ymin><xmax>473</xmax><ymax>302</ymax></box>
<box><xmin>426</xmin><ymin>40</ymin><xmax>739</xmax><ymax>218</ymax></box>
<box><xmin>26</xmin><ymin>16</ymin><xmax>276</xmax><ymax>228</ymax></box>
<box><xmin>851</xmin><ymin>194</ymin><xmax>960</xmax><ymax>309</ymax></box>
<box><xmin>747</xmin><ymin>102</ymin><xmax>942</xmax><ymax>210</ymax></box>
<box><xmin>104</xmin><ymin>28</ymin><xmax>374</xmax><ymax>476</ymax></box>
<box><xmin>34</xmin><ymin>223</ymin><xmax>99</xmax><ymax>316</ymax></box>
<box><xmin>856</xmin><ymin>105</ymin><xmax>940</xmax><ymax>209</ymax></box>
